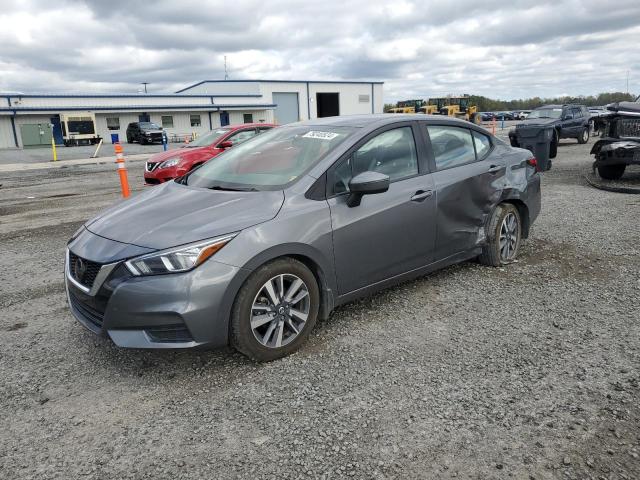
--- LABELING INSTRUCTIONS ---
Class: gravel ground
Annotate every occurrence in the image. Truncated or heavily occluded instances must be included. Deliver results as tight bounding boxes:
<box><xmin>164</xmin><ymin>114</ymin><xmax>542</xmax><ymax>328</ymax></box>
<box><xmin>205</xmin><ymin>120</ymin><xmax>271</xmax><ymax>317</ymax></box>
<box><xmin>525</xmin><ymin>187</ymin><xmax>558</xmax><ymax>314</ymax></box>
<box><xmin>0</xmin><ymin>137</ymin><xmax>639</xmax><ymax>479</ymax></box>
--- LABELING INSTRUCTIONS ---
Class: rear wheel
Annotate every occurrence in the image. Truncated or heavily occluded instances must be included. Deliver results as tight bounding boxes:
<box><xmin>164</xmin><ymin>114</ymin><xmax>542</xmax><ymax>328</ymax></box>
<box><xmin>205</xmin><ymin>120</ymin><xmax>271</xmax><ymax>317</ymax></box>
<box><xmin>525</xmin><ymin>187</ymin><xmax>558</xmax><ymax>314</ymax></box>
<box><xmin>478</xmin><ymin>203</ymin><xmax>522</xmax><ymax>267</ymax></box>
<box><xmin>230</xmin><ymin>258</ymin><xmax>320</xmax><ymax>362</ymax></box>
<box><xmin>598</xmin><ymin>163</ymin><xmax>626</xmax><ymax>180</ymax></box>
<box><xmin>577</xmin><ymin>127</ymin><xmax>589</xmax><ymax>144</ymax></box>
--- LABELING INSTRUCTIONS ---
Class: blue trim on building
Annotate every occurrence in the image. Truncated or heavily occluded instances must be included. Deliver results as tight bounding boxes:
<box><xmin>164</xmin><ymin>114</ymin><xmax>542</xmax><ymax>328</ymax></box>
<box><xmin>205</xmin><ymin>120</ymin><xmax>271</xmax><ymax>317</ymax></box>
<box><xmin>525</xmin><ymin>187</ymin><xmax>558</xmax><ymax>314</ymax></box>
<box><xmin>176</xmin><ymin>79</ymin><xmax>384</xmax><ymax>93</ymax></box>
<box><xmin>0</xmin><ymin>104</ymin><xmax>276</xmax><ymax>112</ymax></box>
<box><xmin>10</xmin><ymin>115</ymin><xmax>19</xmax><ymax>147</ymax></box>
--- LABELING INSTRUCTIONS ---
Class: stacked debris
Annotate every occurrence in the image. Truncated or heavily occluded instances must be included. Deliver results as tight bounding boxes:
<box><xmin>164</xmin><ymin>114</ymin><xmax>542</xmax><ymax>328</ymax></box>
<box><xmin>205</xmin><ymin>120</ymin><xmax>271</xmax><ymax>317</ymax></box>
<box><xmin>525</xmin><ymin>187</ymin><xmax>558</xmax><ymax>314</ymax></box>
<box><xmin>591</xmin><ymin>100</ymin><xmax>640</xmax><ymax>180</ymax></box>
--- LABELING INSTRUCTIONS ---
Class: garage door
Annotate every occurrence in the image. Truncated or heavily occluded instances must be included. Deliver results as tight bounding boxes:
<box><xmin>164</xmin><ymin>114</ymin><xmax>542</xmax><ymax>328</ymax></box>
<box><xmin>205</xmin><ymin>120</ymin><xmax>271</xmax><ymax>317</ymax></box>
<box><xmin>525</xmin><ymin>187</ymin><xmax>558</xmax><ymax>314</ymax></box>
<box><xmin>273</xmin><ymin>92</ymin><xmax>299</xmax><ymax>125</ymax></box>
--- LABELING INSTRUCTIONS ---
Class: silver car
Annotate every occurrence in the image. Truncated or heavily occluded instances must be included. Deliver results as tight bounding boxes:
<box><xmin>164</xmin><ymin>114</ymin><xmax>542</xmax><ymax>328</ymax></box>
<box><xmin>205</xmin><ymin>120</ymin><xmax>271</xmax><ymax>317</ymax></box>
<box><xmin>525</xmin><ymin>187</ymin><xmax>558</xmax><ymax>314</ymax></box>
<box><xmin>66</xmin><ymin>115</ymin><xmax>541</xmax><ymax>361</ymax></box>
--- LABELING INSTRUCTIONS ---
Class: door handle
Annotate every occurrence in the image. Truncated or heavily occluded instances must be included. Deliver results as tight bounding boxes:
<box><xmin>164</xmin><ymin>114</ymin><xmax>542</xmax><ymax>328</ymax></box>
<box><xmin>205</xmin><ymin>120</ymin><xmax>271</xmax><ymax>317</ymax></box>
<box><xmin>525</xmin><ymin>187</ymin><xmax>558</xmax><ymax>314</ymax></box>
<box><xmin>488</xmin><ymin>165</ymin><xmax>502</xmax><ymax>174</ymax></box>
<box><xmin>411</xmin><ymin>190</ymin><xmax>433</xmax><ymax>202</ymax></box>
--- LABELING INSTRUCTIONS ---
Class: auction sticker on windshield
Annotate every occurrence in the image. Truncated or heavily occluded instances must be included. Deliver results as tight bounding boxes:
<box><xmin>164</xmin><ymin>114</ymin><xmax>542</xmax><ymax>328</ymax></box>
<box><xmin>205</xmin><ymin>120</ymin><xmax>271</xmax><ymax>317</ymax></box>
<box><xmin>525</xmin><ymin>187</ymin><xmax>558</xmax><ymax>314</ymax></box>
<box><xmin>302</xmin><ymin>131</ymin><xmax>340</xmax><ymax>140</ymax></box>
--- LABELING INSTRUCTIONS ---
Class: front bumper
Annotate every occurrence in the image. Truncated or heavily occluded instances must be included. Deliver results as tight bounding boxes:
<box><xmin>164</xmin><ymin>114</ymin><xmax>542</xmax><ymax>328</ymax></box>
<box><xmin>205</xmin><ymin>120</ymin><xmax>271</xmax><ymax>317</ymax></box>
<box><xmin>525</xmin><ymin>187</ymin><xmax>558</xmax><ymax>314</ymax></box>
<box><xmin>65</xmin><ymin>246</ymin><xmax>241</xmax><ymax>349</ymax></box>
<box><xmin>144</xmin><ymin>162</ymin><xmax>183</xmax><ymax>185</ymax></box>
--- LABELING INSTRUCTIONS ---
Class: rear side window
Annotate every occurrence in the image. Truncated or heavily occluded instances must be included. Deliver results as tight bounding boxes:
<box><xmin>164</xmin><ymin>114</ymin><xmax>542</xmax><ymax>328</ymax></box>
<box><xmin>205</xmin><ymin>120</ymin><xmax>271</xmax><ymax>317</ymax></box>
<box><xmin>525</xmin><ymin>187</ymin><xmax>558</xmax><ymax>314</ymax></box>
<box><xmin>426</xmin><ymin>125</ymin><xmax>476</xmax><ymax>171</ymax></box>
<box><xmin>472</xmin><ymin>130</ymin><xmax>491</xmax><ymax>160</ymax></box>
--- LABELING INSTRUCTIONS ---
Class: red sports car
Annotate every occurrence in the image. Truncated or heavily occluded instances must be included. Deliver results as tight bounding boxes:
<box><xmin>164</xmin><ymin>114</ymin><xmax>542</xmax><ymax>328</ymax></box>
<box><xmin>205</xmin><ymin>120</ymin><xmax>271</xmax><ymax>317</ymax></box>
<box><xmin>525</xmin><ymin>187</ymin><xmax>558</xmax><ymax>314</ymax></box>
<box><xmin>144</xmin><ymin>123</ymin><xmax>275</xmax><ymax>184</ymax></box>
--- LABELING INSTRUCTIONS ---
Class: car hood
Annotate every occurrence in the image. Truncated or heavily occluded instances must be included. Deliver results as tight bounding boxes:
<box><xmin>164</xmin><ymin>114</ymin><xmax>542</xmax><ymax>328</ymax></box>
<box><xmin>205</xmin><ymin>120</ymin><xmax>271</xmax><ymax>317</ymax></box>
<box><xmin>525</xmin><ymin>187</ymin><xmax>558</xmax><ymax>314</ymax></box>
<box><xmin>85</xmin><ymin>181</ymin><xmax>284</xmax><ymax>250</ymax></box>
<box><xmin>148</xmin><ymin>147</ymin><xmax>191</xmax><ymax>163</ymax></box>
<box><xmin>142</xmin><ymin>129</ymin><xmax>164</xmax><ymax>134</ymax></box>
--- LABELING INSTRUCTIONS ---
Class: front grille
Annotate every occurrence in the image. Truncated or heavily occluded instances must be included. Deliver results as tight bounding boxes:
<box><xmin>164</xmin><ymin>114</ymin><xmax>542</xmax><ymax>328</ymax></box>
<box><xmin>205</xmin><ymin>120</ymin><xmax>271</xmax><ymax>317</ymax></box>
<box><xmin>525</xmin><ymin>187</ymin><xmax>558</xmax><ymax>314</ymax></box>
<box><xmin>145</xmin><ymin>324</ymin><xmax>194</xmax><ymax>343</ymax></box>
<box><xmin>145</xmin><ymin>162</ymin><xmax>160</xmax><ymax>172</ymax></box>
<box><xmin>618</xmin><ymin>118</ymin><xmax>640</xmax><ymax>138</ymax></box>
<box><xmin>68</xmin><ymin>289</ymin><xmax>105</xmax><ymax>328</ymax></box>
<box><xmin>68</xmin><ymin>252</ymin><xmax>102</xmax><ymax>289</ymax></box>
<box><xmin>144</xmin><ymin>177</ymin><xmax>162</xmax><ymax>185</ymax></box>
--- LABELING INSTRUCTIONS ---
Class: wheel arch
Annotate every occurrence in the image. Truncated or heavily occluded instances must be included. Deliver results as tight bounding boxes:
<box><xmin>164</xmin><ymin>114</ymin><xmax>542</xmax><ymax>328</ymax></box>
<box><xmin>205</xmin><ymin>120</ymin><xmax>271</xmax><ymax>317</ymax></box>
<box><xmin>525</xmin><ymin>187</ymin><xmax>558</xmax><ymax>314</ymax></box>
<box><xmin>500</xmin><ymin>198</ymin><xmax>530</xmax><ymax>238</ymax></box>
<box><xmin>222</xmin><ymin>243</ymin><xmax>336</xmax><ymax>346</ymax></box>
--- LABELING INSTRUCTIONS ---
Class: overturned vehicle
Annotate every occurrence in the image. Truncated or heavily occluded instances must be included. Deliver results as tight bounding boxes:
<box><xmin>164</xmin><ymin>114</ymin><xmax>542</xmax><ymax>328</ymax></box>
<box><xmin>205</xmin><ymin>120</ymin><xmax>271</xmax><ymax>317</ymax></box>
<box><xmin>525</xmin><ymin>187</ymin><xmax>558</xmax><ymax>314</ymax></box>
<box><xmin>591</xmin><ymin>101</ymin><xmax>640</xmax><ymax>180</ymax></box>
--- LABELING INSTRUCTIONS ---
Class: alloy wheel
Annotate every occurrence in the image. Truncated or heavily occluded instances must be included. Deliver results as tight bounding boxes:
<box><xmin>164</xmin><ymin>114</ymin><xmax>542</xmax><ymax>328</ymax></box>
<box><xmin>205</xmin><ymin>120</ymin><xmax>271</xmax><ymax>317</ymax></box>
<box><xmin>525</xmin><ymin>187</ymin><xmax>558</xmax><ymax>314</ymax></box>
<box><xmin>499</xmin><ymin>212</ymin><xmax>519</xmax><ymax>261</ymax></box>
<box><xmin>250</xmin><ymin>274</ymin><xmax>310</xmax><ymax>348</ymax></box>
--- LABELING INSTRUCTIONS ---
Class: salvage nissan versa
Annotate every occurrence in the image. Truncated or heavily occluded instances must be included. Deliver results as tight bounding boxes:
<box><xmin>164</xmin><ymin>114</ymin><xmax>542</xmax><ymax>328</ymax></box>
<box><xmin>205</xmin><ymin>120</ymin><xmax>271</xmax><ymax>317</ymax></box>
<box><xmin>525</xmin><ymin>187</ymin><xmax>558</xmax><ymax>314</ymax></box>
<box><xmin>65</xmin><ymin>115</ymin><xmax>541</xmax><ymax>361</ymax></box>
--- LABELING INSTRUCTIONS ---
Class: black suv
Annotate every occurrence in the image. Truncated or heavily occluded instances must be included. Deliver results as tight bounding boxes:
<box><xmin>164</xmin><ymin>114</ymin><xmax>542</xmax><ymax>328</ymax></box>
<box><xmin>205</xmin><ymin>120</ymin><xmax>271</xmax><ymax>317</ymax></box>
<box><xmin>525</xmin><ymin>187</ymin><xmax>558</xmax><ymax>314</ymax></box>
<box><xmin>126</xmin><ymin>122</ymin><xmax>167</xmax><ymax>144</ymax></box>
<box><xmin>509</xmin><ymin>104</ymin><xmax>591</xmax><ymax>147</ymax></box>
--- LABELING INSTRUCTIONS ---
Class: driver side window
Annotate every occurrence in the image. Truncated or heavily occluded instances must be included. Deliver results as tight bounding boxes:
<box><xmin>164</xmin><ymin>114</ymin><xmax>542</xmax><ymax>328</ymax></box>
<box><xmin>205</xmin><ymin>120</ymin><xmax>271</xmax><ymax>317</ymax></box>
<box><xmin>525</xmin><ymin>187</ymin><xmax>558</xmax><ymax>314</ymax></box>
<box><xmin>329</xmin><ymin>127</ymin><xmax>418</xmax><ymax>195</ymax></box>
<box><xmin>228</xmin><ymin>129</ymin><xmax>257</xmax><ymax>145</ymax></box>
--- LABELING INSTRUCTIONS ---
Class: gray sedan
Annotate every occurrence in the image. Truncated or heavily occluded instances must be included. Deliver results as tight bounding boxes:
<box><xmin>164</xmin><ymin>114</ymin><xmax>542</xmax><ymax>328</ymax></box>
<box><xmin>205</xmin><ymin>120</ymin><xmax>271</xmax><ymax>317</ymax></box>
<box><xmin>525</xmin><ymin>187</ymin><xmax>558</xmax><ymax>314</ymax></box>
<box><xmin>65</xmin><ymin>115</ymin><xmax>541</xmax><ymax>361</ymax></box>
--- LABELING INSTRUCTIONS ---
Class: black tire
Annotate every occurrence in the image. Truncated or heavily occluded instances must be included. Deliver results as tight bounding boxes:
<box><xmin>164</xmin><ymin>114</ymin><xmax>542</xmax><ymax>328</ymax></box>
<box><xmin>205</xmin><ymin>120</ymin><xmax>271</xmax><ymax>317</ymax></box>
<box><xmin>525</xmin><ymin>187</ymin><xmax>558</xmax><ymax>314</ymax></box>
<box><xmin>478</xmin><ymin>203</ymin><xmax>522</xmax><ymax>267</ymax></box>
<box><xmin>230</xmin><ymin>258</ymin><xmax>320</xmax><ymax>362</ymax></box>
<box><xmin>470</xmin><ymin>112</ymin><xmax>482</xmax><ymax>125</ymax></box>
<box><xmin>598</xmin><ymin>163</ymin><xmax>626</xmax><ymax>180</ymax></box>
<box><xmin>139</xmin><ymin>136</ymin><xmax>148</xmax><ymax>145</ymax></box>
<box><xmin>577</xmin><ymin>127</ymin><xmax>589</xmax><ymax>144</ymax></box>
<box><xmin>549</xmin><ymin>131</ymin><xmax>558</xmax><ymax>159</ymax></box>
<box><xmin>127</xmin><ymin>136</ymin><xmax>133</xmax><ymax>143</ymax></box>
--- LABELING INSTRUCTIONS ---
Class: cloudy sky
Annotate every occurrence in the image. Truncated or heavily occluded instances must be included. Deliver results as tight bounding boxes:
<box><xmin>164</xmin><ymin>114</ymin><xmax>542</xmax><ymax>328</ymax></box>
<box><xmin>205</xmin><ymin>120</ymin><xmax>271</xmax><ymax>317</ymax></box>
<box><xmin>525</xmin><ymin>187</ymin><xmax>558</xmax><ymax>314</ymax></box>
<box><xmin>1</xmin><ymin>0</ymin><xmax>639</xmax><ymax>101</ymax></box>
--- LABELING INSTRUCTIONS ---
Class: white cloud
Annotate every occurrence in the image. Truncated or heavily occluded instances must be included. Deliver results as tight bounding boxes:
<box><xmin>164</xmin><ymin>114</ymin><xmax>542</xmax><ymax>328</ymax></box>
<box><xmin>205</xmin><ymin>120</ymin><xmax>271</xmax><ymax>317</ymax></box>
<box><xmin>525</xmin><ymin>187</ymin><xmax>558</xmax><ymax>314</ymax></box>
<box><xmin>0</xmin><ymin>0</ymin><xmax>638</xmax><ymax>101</ymax></box>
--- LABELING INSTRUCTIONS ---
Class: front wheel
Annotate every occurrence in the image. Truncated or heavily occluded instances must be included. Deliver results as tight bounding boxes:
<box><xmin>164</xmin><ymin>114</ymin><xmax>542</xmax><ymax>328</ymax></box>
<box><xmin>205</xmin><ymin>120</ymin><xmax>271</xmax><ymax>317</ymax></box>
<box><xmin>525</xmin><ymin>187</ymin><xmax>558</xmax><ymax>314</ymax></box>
<box><xmin>230</xmin><ymin>258</ymin><xmax>320</xmax><ymax>362</ymax></box>
<box><xmin>577</xmin><ymin>127</ymin><xmax>590</xmax><ymax>144</ymax></box>
<box><xmin>478</xmin><ymin>203</ymin><xmax>522</xmax><ymax>267</ymax></box>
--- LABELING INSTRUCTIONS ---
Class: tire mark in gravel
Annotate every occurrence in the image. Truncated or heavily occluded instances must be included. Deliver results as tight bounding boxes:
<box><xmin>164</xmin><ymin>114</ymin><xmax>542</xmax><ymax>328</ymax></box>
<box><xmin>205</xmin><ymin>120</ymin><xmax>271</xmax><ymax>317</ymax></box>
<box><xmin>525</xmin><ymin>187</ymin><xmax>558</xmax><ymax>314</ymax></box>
<box><xmin>0</xmin><ymin>281</ymin><xmax>65</xmax><ymax>310</ymax></box>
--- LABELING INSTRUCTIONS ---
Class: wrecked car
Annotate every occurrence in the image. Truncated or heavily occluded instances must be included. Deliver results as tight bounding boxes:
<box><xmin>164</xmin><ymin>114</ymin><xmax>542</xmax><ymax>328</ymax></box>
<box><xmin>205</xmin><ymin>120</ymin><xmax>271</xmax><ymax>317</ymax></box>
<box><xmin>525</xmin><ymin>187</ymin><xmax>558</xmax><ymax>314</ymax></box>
<box><xmin>65</xmin><ymin>115</ymin><xmax>540</xmax><ymax>361</ymax></box>
<box><xmin>591</xmin><ymin>101</ymin><xmax>640</xmax><ymax>180</ymax></box>
<box><xmin>509</xmin><ymin>104</ymin><xmax>591</xmax><ymax>150</ymax></box>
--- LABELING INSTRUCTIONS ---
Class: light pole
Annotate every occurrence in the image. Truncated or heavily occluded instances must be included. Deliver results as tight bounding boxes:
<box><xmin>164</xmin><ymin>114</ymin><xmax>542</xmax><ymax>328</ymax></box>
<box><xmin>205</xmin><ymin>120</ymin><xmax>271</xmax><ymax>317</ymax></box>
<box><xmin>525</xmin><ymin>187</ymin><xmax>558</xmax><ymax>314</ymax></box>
<box><xmin>141</xmin><ymin>82</ymin><xmax>149</xmax><ymax>94</ymax></box>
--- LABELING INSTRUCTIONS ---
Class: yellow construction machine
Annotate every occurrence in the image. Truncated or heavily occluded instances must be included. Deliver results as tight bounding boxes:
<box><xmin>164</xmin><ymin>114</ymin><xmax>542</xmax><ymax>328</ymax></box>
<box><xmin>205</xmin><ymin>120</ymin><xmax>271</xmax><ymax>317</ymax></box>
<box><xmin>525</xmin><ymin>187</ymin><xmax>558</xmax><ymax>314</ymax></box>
<box><xmin>388</xmin><ymin>99</ymin><xmax>426</xmax><ymax>114</ymax></box>
<box><xmin>421</xmin><ymin>95</ymin><xmax>482</xmax><ymax>124</ymax></box>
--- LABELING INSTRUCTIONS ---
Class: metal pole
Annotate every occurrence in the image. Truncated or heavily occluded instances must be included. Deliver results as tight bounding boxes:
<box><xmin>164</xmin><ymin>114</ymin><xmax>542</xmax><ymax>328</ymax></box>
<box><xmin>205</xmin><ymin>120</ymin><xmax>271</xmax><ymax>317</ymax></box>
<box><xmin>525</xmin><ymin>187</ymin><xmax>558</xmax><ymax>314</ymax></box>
<box><xmin>51</xmin><ymin>136</ymin><xmax>57</xmax><ymax>162</ymax></box>
<box><xmin>91</xmin><ymin>138</ymin><xmax>103</xmax><ymax>158</ymax></box>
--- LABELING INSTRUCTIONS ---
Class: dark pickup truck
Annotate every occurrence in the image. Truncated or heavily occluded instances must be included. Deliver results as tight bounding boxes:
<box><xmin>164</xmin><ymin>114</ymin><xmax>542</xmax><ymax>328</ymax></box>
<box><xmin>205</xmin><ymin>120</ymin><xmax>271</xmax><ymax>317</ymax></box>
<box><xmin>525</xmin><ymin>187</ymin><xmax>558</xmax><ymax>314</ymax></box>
<box><xmin>591</xmin><ymin>101</ymin><xmax>640</xmax><ymax>180</ymax></box>
<box><xmin>509</xmin><ymin>104</ymin><xmax>591</xmax><ymax>152</ymax></box>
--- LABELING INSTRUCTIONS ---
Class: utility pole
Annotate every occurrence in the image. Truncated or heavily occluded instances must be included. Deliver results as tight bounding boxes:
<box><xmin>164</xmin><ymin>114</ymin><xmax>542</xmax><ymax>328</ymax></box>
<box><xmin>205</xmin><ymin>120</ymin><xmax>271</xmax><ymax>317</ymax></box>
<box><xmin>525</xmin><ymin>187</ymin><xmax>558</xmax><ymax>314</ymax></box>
<box><xmin>224</xmin><ymin>56</ymin><xmax>229</xmax><ymax>80</ymax></box>
<box><xmin>141</xmin><ymin>82</ymin><xmax>149</xmax><ymax>94</ymax></box>
<box><xmin>626</xmin><ymin>70</ymin><xmax>629</xmax><ymax>95</ymax></box>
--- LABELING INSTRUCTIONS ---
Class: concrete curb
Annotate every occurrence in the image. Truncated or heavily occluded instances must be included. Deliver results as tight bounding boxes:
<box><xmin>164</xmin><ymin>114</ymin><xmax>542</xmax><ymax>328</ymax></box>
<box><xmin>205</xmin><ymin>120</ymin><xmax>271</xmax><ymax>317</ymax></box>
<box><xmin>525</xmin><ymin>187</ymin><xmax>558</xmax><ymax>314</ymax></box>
<box><xmin>0</xmin><ymin>153</ymin><xmax>152</xmax><ymax>173</ymax></box>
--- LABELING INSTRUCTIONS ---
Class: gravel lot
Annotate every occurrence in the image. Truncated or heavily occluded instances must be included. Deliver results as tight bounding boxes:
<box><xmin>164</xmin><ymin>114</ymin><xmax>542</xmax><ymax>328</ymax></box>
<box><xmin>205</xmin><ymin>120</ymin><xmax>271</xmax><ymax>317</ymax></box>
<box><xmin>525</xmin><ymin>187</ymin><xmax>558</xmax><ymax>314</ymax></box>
<box><xmin>0</xmin><ymin>136</ymin><xmax>639</xmax><ymax>479</ymax></box>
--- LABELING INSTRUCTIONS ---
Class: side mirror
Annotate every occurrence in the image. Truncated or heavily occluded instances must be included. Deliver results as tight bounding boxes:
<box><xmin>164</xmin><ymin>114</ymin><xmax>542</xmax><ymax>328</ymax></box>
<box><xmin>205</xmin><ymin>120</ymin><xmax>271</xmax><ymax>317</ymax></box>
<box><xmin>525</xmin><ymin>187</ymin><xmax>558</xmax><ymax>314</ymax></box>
<box><xmin>347</xmin><ymin>171</ymin><xmax>390</xmax><ymax>207</ymax></box>
<box><xmin>218</xmin><ymin>140</ymin><xmax>233</xmax><ymax>149</ymax></box>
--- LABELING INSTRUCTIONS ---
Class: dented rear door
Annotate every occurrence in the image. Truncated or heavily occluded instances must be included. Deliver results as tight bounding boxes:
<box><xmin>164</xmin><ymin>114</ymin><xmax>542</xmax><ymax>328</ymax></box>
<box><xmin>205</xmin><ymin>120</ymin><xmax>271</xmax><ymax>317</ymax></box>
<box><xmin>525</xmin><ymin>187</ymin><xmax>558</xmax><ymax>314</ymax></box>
<box><xmin>422</xmin><ymin>124</ymin><xmax>505</xmax><ymax>261</ymax></box>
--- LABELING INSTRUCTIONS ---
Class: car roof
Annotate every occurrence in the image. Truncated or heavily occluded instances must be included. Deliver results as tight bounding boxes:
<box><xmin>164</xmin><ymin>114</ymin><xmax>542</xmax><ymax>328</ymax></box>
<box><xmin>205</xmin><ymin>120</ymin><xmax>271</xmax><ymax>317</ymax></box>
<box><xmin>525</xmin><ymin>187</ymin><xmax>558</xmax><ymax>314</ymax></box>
<box><xmin>288</xmin><ymin>114</ymin><xmax>475</xmax><ymax>128</ymax></box>
<box><xmin>225</xmin><ymin>123</ymin><xmax>276</xmax><ymax>130</ymax></box>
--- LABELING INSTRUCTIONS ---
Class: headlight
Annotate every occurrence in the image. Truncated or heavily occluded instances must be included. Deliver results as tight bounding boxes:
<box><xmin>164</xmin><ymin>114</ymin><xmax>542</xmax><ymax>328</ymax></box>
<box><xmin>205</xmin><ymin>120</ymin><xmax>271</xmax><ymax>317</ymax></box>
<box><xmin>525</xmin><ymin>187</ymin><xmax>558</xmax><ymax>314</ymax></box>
<box><xmin>125</xmin><ymin>234</ymin><xmax>237</xmax><ymax>276</ymax></box>
<box><xmin>159</xmin><ymin>157</ymin><xmax>180</xmax><ymax>169</ymax></box>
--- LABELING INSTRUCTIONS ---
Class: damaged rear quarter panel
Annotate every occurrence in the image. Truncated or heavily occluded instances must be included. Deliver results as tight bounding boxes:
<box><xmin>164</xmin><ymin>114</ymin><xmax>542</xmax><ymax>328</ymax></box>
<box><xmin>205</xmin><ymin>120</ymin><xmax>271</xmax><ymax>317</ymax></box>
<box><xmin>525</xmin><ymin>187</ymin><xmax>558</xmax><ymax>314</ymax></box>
<box><xmin>430</xmin><ymin>141</ymin><xmax>537</xmax><ymax>260</ymax></box>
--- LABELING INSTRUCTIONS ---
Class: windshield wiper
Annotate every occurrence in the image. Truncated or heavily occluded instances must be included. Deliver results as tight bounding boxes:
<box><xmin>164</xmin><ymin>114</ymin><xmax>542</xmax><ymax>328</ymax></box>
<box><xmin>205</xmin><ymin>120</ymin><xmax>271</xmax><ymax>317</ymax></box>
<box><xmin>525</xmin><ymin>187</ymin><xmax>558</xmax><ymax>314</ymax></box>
<box><xmin>209</xmin><ymin>185</ymin><xmax>258</xmax><ymax>192</ymax></box>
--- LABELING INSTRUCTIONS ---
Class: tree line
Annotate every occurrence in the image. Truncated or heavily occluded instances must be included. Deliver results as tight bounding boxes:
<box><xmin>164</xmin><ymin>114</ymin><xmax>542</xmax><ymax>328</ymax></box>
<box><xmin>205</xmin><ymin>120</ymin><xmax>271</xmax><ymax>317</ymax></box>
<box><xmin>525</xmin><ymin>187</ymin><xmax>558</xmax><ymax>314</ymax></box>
<box><xmin>384</xmin><ymin>92</ymin><xmax>636</xmax><ymax>112</ymax></box>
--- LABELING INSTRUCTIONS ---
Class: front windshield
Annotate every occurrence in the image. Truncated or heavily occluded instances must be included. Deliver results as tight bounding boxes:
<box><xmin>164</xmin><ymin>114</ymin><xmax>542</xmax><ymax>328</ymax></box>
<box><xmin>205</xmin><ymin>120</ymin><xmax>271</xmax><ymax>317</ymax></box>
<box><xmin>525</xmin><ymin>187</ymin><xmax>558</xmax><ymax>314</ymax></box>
<box><xmin>188</xmin><ymin>128</ymin><xmax>230</xmax><ymax>147</ymax></box>
<box><xmin>140</xmin><ymin>122</ymin><xmax>161</xmax><ymax>129</ymax></box>
<box><xmin>528</xmin><ymin>108</ymin><xmax>562</xmax><ymax>119</ymax></box>
<box><xmin>185</xmin><ymin>125</ymin><xmax>355</xmax><ymax>190</ymax></box>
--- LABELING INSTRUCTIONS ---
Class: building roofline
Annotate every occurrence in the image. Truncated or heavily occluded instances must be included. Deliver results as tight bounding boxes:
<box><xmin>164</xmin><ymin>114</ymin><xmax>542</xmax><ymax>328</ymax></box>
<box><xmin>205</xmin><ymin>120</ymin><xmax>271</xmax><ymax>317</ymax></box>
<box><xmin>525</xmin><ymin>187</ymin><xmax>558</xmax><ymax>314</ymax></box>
<box><xmin>1</xmin><ymin>93</ymin><xmax>261</xmax><ymax>99</ymax></box>
<box><xmin>0</xmin><ymin>104</ymin><xmax>276</xmax><ymax>113</ymax></box>
<box><xmin>176</xmin><ymin>79</ymin><xmax>385</xmax><ymax>93</ymax></box>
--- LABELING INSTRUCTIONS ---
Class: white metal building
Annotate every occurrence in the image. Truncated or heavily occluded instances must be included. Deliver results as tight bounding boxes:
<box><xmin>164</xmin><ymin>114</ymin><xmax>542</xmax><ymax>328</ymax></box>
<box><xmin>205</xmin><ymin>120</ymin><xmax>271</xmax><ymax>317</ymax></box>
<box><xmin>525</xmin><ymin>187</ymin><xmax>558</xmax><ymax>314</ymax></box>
<box><xmin>0</xmin><ymin>79</ymin><xmax>384</xmax><ymax>149</ymax></box>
